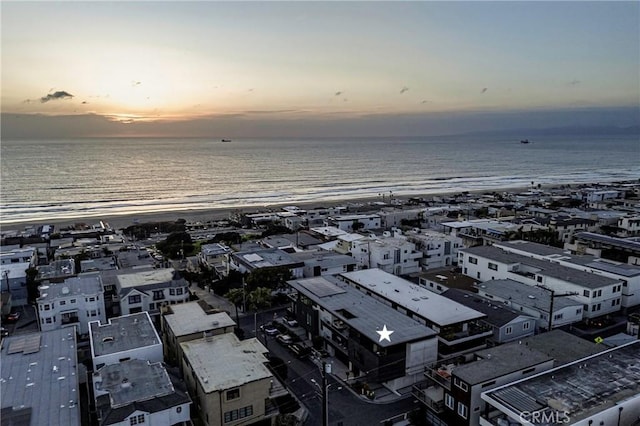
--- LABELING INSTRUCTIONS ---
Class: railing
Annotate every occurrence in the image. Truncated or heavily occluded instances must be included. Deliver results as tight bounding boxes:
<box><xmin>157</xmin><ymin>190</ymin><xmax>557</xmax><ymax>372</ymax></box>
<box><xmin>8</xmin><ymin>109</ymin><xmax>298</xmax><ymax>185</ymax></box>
<box><xmin>424</xmin><ymin>367</ymin><xmax>451</xmax><ymax>390</ymax></box>
<box><xmin>412</xmin><ymin>382</ymin><xmax>445</xmax><ymax>413</ymax></box>
<box><xmin>61</xmin><ymin>316</ymin><xmax>79</xmax><ymax>325</ymax></box>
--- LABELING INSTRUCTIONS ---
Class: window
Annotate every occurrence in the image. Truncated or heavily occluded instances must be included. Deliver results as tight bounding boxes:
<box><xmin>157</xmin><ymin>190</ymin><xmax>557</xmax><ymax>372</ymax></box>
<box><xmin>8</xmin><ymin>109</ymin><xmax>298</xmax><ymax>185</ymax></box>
<box><xmin>152</xmin><ymin>290</ymin><xmax>164</xmax><ymax>301</ymax></box>
<box><xmin>169</xmin><ymin>288</ymin><xmax>176</xmax><ymax>296</ymax></box>
<box><xmin>454</xmin><ymin>378</ymin><xmax>468</xmax><ymax>392</ymax></box>
<box><xmin>523</xmin><ymin>322</ymin><xmax>530</xmax><ymax>330</ymax></box>
<box><xmin>553</xmin><ymin>313</ymin><xmax>563</xmax><ymax>320</ymax></box>
<box><xmin>505</xmin><ymin>326</ymin><xmax>513</xmax><ymax>335</ymax></box>
<box><xmin>226</xmin><ymin>388</ymin><xmax>240</xmax><ymax>401</ymax></box>
<box><xmin>88</xmin><ymin>297</ymin><xmax>96</xmax><ymax>302</ymax></box>
<box><xmin>44</xmin><ymin>304</ymin><xmax>50</xmax><ymax>311</ymax></box>
<box><xmin>224</xmin><ymin>405</ymin><xmax>253</xmax><ymax>423</ymax></box>
<box><xmin>597</xmin><ymin>290</ymin><xmax>602</xmax><ymax>297</ymax></box>
<box><xmin>537</xmin><ymin>276</ymin><xmax>543</xmax><ymax>283</ymax></box>
<box><xmin>60</xmin><ymin>300</ymin><xmax>66</xmax><ymax>306</ymax></box>
<box><xmin>576</xmin><ymin>308</ymin><xmax>582</xmax><ymax>315</ymax></box>
<box><xmin>130</xmin><ymin>414</ymin><xmax>145</xmax><ymax>425</ymax></box>
<box><xmin>176</xmin><ymin>407</ymin><xmax>182</xmax><ymax>414</ymax></box>
<box><xmin>583</xmin><ymin>290</ymin><xmax>590</xmax><ymax>297</ymax></box>
<box><xmin>444</xmin><ymin>394</ymin><xmax>454</xmax><ymax>409</ymax></box>
<box><xmin>176</xmin><ymin>287</ymin><xmax>183</xmax><ymax>295</ymax></box>
<box><xmin>46</xmin><ymin>318</ymin><xmax>52</xmax><ymax>324</ymax></box>
<box><xmin>70</xmin><ymin>299</ymin><xmax>76</xmax><ymax>304</ymax></box>
<box><xmin>457</xmin><ymin>402</ymin><xmax>468</xmax><ymax>419</ymax></box>
<box><xmin>149</xmin><ymin>303</ymin><xmax>155</xmax><ymax>310</ymax></box>
<box><xmin>468</xmin><ymin>256</ymin><xmax>478</xmax><ymax>264</ymax></box>
<box><xmin>477</xmin><ymin>272</ymin><xmax>481</xmax><ymax>279</ymax></box>
<box><xmin>128</xmin><ymin>294</ymin><xmax>141</xmax><ymax>304</ymax></box>
<box><xmin>488</xmin><ymin>262</ymin><xmax>498</xmax><ymax>271</ymax></box>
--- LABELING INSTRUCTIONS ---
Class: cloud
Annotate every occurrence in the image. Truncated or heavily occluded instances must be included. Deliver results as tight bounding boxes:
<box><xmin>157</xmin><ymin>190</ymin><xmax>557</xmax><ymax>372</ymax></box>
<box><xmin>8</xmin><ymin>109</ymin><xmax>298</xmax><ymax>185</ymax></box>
<box><xmin>400</xmin><ymin>86</ymin><xmax>409</xmax><ymax>94</ymax></box>
<box><xmin>335</xmin><ymin>91</ymin><xmax>343</xmax><ymax>96</ymax></box>
<box><xmin>40</xmin><ymin>90</ymin><xmax>74</xmax><ymax>103</ymax></box>
<box><xmin>481</xmin><ymin>87</ymin><xmax>488</xmax><ymax>94</ymax></box>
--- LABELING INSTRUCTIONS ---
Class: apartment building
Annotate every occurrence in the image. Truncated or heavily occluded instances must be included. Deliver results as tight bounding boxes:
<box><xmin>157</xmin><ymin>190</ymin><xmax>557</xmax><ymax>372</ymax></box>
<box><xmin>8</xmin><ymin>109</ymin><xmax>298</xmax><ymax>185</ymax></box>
<box><xmin>324</xmin><ymin>213</ymin><xmax>381</xmax><ymax>231</ymax></box>
<box><xmin>494</xmin><ymin>240</ymin><xmax>640</xmax><ymax>309</ymax></box>
<box><xmin>226</xmin><ymin>248</ymin><xmax>304</xmax><ymax>278</ymax></box>
<box><xmin>480</xmin><ymin>341</ymin><xmax>639</xmax><ymax>426</ymax></box>
<box><xmin>406</xmin><ymin>230</ymin><xmax>463</xmax><ymax>270</ymax></box>
<box><xmin>37</xmin><ymin>274</ymin><xmax>106</xmax><ymax>335</ymax></box>
<box><xmin>287</xmin><ymin>276</ymin><xmax>438</xmax><ymax>391</ymax></box>
<box><xmin>116</xmin><ymin>268</ymin><xmax>190</xmax><ymax>316</ymax></box>
<box><xmin>181</xmin><ymin>333</ymin><xmax>289</xmax><ymax>426</ymax></box>
<box><xmin>93</xmin><ymin>359</ymin><xmax>191</xmax><ymax>426</ymax></box>
<box><xmin>568</xmin><ymin>231</ymin><xmax>640</xmax><ymax>265</ymax></box>
<box><xmin>351</xmin><ymin>237</ymin><xmax>422</xmax><ymax>275</ymax></box>
<box><xmin>290</xmin><ymin>251</ymin><xmax>357</xmax><ymax>278</ymax></box>
<box><xmin>1</xmin><ymin>329</ymin><xmax>80</xmax><ymax>426</ymax></box>
<box><xmin>89</xmin><ymin>312</ymin><xmax>163</xmax><ymax>369</ymax></box>
<box><xmin>340</xmin><ymin>269</ymin><xmax>491</xmax><ymax>358</ymax></box>
<box><xmin>459</xmin><ymin>245</ymin><xmax>622</xmax><ymax>320</ymax></box>
<box><xmin>161</xmin><ymin>301</ymin><xmax>236</xmax><ymax>366</ymax></box>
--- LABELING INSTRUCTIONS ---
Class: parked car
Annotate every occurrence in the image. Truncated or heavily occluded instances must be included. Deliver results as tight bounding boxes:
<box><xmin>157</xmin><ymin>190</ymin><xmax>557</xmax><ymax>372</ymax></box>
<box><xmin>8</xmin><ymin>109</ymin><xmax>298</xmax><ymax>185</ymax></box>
<box><xmin>1</xmin><ymin>327</ymin><xmax>9</xmax><ymax>337</ymax></box>
<box><xmin>289</xmin><ymin>343</ymin><xmax>311</xmax><ymax>359</ymax></box>
<box><xmin>276</xmin><ymin>334</ymin><xmax>293</xmax><ymax>346</ymax></box>
<box><xmin>5</xmin><ymin>311</ymin><xmax>20</xmax><ymax>323</ymax></box>
<box><xmin>283</xmin><ymin>317</ymin><xmax>298</xmax><ymax>327</ymax></box>
<box><xmin>260</xmin><ymin>323</ymin><xmax>280</xmax><ymax>336</ymax></box>
<box><xmin>312</xmin><ymin>348</ymin><xmax>330</xmax><ymax>358</ymax></box>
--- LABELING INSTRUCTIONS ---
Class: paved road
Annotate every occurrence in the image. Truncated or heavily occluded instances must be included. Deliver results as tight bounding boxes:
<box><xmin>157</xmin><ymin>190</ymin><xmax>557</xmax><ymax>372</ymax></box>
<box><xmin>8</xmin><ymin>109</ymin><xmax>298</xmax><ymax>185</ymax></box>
<box><xmin>239</xmin><ymin>319</ymin><xmax>419</xmax><ymax>426</ymax></box>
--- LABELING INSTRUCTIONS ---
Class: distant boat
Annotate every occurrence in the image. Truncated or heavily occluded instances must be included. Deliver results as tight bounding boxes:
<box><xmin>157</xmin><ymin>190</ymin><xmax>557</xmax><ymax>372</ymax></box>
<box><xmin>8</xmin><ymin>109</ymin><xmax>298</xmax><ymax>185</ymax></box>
<box><xmin>221</xmin><ymin>139</ymin><xmax>232</xmax><ymax>143</ymax></box>
<box><xmin>520</xmin><ymin>139</ymin><xmax>530</xmax><ymax>144</ymax></box>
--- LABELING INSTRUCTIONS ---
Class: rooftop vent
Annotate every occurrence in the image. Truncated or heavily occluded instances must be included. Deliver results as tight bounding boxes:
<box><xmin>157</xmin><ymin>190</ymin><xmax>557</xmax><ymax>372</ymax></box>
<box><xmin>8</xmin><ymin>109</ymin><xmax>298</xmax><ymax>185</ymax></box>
<box><xmin>527</xmin><ymin>295</ymin><xmax>536</xmax><ymax>299</ymax></box>
<box><xmin>102</xmin><ymin>337</ymin><xmax>114</xmax><ymax>343</ymax></box>
<box><xmin>412</xmin><ymin>297</ymin><xmax>420</xmax><ymax>301</ymax></box>
<box><xmin>121</xmin><ymin>378</ymin><xmax>131</xmax><ymax>389</ymax></box>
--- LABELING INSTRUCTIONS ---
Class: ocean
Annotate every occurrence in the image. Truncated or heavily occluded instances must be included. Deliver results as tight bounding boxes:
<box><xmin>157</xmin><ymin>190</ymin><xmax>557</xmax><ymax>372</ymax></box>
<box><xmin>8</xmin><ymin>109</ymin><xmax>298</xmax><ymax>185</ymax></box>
<box><xmin>1</xmin><ymin>134</ymin><xmax>638</xmax><ymax>224</ymax></box>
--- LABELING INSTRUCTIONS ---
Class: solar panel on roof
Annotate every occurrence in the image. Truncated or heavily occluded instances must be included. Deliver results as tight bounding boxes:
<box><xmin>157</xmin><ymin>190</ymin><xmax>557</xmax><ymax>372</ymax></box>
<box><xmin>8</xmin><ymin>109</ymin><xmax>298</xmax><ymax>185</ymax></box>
<box><xmin>6</xmin><ymin>335</ymin><xmax>41</xmax><ymax>354</ymax></box>
<box><xmin>492</xmin><ymin>387</ymin><xmax>545</xmax><ymax>413</ymax></box>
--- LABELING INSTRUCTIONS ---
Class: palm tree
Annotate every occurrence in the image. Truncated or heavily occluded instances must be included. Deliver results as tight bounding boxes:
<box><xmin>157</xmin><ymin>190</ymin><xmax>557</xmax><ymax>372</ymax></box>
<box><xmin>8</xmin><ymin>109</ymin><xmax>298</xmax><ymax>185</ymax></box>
<box><xmin>224</xmin><ymin>288</ymin><xmax>245</xmax><ymax>324</ymax></box>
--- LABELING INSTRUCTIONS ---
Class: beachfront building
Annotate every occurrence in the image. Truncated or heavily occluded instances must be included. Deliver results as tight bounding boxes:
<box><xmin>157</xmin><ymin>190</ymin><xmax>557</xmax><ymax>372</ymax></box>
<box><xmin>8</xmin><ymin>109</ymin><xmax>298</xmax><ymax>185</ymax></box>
<box><xmin>441</xmin><ymin>219</ymin><xmax>546</xmax><ymax>248</ymax></box>
<box><xmin>494</xmin><ymin>240</ymin><xmax>640</xmax><ymax>309</ymax></box>
<box><xmin>287</xmin><ymin>276</ymin><xmax>438</xmax><ymax>391</ymax></box>
<box><xmin>37</xmin><ymin>274</ymin><xmax>106</xmax><ymax>335</ymax></box>
<box><xmin>116</xmin><ymin>268</ymin><xmax>190</xmax><ymax>317</ymax></box>
<box><xmin>547</xmin><ymin>215</ymin><xmax>598</xmax><ymax>243</ymax></box>
<box><xmin>226</xmin><ymin>247</ymin><xmax>304</xmax><ymax>278</ymax></box>
<box><xmin>161</xmin><ymin>301</ymin><xmax>236</xmax><ymax>367</ymax></box>
<box><xmin>377</xmin><ymin>207</ymin><xmax>425</xmax><ymax>229</ymax></box>
<box><xmin>479</xmin><ymin>341</ymin><xmax>640</xmax><ymax>426</ymax></box>
<box><xmin>459</xmin><ymin>245</ymin><xmax>623</xmax><ymax>321</ymax></box>
<box><xmin>333</xmin><ymin>233</ymin><xmax>368</xmax><ymax>255</ymax></box>
<box><xmin>324</xmin><ymin>213</ymin><xmax>381</xmax><ymax>232</ymax></box>
<box><xmin>93</xmin><ymin>359</ymin><xmax>191</xmax><ymax>426</ymax></box>
<box><xmin>406</xmin><ymin>230</ymin><xmax>463</xmax><ymax>270</ymax></box>
<box><xmin>303</xmin><ymin>206</ymin><xmax>347</xmax><ymax>227</ymax></box>
<box><xmin>339</xmin><ymin>269</ymin><xmax>492</xmax><ymax>358</ymax></box>
<box><xmin>181</xmin><ymin>333</ymin><xmax>289</xmax><ymax>426</ymax></box>
<box><xmin>476</xmin><ymin>279</ymin><xmax>584</xmax><ymax>330</ymax></box>
<box><xmin>0</xmin><ymin>328</ymin><xmax>81</xmax><ymax>426</ymax></box>
<box><xmin>350</xmin><ymin>236</ymin><xmax>422</xmax><ymax>275</ymax></box>
<box><xmin>414</xmin><ymin>330</ymin><xmax>601</xmax><ymax>426</ymax></box>
<box><xmin>89</xmin><ymin>312</ymin><xmax>163</xmax><ymax>369</ymax></box>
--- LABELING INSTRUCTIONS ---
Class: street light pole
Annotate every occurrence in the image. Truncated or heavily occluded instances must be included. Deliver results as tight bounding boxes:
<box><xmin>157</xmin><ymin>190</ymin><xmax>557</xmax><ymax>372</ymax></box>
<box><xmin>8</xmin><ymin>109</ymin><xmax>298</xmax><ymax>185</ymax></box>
<box><xmin>322</xmin><ymin>362</ymin><xmax>331</xmax><ymax>426</ymax></box>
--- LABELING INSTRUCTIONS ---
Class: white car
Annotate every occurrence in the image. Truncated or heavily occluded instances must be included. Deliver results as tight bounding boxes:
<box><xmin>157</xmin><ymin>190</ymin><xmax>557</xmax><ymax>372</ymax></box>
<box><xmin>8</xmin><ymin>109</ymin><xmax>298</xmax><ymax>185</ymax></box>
<box><xmin>284</xmin><ymin>318</ymin><xmax>298</xmax><ymax>327</ymax></box>
<box><xmin>276</xmin><ymin>334</ymin><xmax>293</xmax><ymax>346</ymax></box>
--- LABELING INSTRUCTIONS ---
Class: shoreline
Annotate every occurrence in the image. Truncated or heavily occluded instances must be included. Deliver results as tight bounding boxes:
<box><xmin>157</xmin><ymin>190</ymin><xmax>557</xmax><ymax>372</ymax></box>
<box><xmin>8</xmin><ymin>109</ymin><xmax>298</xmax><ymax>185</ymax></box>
<box><xmin>0</xmin><ymin>182</ymin><xmax>569</xmax><ymax>232</ymax></box>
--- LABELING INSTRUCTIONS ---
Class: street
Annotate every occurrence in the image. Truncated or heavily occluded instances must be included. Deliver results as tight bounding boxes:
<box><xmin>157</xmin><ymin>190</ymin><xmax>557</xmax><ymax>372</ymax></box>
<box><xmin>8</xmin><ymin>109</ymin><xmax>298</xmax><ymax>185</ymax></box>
<box><xmin>239</xmin><ymin>314</ymin><xmax>419</xmax><ymax>426</ymax></box>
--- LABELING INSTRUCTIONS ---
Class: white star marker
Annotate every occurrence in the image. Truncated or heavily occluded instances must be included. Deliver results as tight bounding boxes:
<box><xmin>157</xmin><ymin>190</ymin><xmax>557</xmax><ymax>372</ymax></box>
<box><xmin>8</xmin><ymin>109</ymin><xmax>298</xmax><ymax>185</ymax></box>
<box><xmin>376</xmin><ymin>324</ymin><xmax>394</xmax><ymax>343</ymax></box>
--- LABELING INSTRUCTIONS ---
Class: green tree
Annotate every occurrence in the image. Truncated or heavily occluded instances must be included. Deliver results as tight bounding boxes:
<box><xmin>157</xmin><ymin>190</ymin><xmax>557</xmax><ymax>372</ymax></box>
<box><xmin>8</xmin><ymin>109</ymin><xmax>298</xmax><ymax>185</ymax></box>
<box><xmin>247</xmin><ymin>287</ymin><xmax>272</xmax><ymax>311</ymax></box>
<box><xmin>25</xmin><ymin>267</ymin><xmax>39</xmax><ymax>303</ymax></box>
<box><xmin>245</xmin><ymin>266</ymin><xmax>292</xmax><ymax>291</ymax></box>
<box><xmin>224</xmin><ymin>287</ymin><xmax>245</xmax><ymax>324</ymax></box>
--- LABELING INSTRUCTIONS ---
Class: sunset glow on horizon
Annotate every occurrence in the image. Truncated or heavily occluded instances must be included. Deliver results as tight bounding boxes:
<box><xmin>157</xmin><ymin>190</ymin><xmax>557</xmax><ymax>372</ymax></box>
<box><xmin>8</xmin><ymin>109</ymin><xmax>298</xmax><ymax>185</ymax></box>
<box><xmin>2</xmin><ymin>1</ymin><xmax>638</xmax><ymax>138</ymax></box>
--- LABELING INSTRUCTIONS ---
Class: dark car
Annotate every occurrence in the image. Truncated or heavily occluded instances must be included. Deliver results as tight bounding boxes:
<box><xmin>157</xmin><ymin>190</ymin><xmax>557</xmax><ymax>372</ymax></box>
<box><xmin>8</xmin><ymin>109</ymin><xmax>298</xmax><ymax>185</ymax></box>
<box><xmin>260</xmin><ymin>323</ymin><xmax>280</xmax><ymax>336</ymax></box>
<box><xmin>289</xmin><ymin>343</ymin><xmax>311</xmax><ymax>359</ymax></box>
<box><xmin>5</xmin><ymin>311</ymin><xmax>20</xmax><ymax>323</ymax></box>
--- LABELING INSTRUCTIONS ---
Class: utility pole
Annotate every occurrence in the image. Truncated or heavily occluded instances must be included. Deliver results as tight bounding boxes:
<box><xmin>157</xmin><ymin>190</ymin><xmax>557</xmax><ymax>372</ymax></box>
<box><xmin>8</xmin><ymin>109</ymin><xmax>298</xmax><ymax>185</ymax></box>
<box><xmin>322</xmin><ymin>362</ymin><xmax>331</xmax><ymax>426</ymax></box>
<box><xmin>537</xmin><ymin>285</ymin><xmax>579</xmax><ymax>331</ymax></box>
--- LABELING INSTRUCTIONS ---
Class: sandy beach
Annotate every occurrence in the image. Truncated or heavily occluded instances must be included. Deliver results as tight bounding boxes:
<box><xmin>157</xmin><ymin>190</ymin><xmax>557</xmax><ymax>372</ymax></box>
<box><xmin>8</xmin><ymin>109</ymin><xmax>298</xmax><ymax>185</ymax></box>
<box><xmin>0</xmin><ymin>183</ymin><xmax>558</xmax><ymax>233</ymax></box>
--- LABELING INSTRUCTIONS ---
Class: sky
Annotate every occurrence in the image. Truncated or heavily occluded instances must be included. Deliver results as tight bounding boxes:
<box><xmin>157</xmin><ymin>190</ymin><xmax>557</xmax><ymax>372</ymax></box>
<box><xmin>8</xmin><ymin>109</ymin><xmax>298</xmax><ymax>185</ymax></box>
<box><xmin>2</xmin><ymin>1</ymin><xmax>639</xmax><ymax>138</ymax></box>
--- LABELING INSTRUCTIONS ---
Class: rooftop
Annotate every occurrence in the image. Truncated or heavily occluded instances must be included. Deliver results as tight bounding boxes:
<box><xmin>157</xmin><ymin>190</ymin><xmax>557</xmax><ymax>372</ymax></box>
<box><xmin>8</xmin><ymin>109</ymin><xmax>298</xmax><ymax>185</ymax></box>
<box><xmin>575</xmin><ymin>231</ymin><xmax>640</xmax><ymax>251</ymax></box>
<box><xmin>117</xmin><ymin>268</ymin><xmax>186</xmax><ymax>290</ymax></box>
<box><xmin>462</xmin><ymin>245</ymin><xmax>620</xmax><ymax>289</ymax></box>
<box><xmin>37</xmin><ymin>274</ymin><xmax>103</xmax><ymax>303</ymax></box>
<box><xmin>483</xmin><ymin>341</ymin><xmax>640</xmax><ymax>424</ymax></box>
<box><xmin>0</xmin><ymin>328</ymin><xmax>80</xmax><ymax>426</ymax></box>
<box><xmin>340</xmin><ymin>269</ymin><xmax>485</xmax><ymax>326</ymax></box>
<box><xmin>231</xmin><ymin>248</ymin><xmax>303</xmax><ymax>269</ymax></box>
<box><xmin>200</xmin><ymin>243</ymin><xmax>231</xmax><ymax>256</ymax></box>
<box><xmin>163</xmin><ymin>301</ymin><xmax>236</xmax><ymax>337</ymax></box>
<box><xmin>290</xmin><ymin>251</ymin><xmax>357</xmax><ymax>269</ymax></box>
<box><xmin>90</xmin><ymin>312</ymin><xmax>161</xmax><ymax>358</ymax></box>
<box><xmin>288</xmin><ymin>276</ymin><xmax>437</xmax><ymax>347</ymax></box>
<box><xmin>442</xmin><ymin>289</ymin><xmax>526</xmax><ymax>327</ymax></box>
<box><xmin>94</xmin><ymin>359</ymin><xmax>175</xmax><ymax>408</ymax></box>
<box><xmin>180</xmin><ymin>333</ymin><xmax>272</xmax><ymax>393</ymax></box>
<box><xmin>477</xmin><ymin>279</ymin><xmax>583</xmax><ymax>312</ymax></box>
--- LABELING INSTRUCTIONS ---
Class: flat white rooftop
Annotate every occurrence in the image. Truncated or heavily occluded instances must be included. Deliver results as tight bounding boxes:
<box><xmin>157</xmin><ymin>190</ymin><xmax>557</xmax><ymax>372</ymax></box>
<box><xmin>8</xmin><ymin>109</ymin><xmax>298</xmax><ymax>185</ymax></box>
<box><xmin>117</xmin><ymin>268</ymin><xmax>179</xmax><ymax>288</ymax></box>
<box><xmin>180</xmin><ymin>333</ymin><xmax>272</xmax><ymax>393</ymax></box>
<box><xmin>164</xmin><ymin>302</ymin><xmax>236</xmax><ymax>337</ymax></box>
<box><xmin>90</xmin><ymin>312</ymin><xmax>161</xmax><ymax>358</ymax></box>
<box><xmin>340</xmin><ymin>269</ymin><xmax>485</xmax><ymax>326</ymax></box>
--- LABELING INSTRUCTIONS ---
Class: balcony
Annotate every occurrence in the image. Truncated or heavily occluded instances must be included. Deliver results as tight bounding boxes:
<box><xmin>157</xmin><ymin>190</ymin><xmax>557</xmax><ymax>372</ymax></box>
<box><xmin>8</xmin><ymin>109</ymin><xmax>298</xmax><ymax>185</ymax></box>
<box><xmin>424</xmin><ymin>365</ymin><xmax>452</xmax><ymax>390</ymax></box>
<box><xmin>479</xmin><ymin>409</ymin><xmax>522</xmax><ymax>426</ymax></box>
<box><xmin>61</xmin><ymin>315</ymin><xmax>80</xmax><ymax>325</ymax></box>
<box><xmin>412</xmin><ymin>382</ymin><xmax>445</xmax><ymax>413</ymax></box>
<box><xmin>440</xmin><ymin>320</ymin><xmax>493</xmax><ymax>343</ymax></box>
